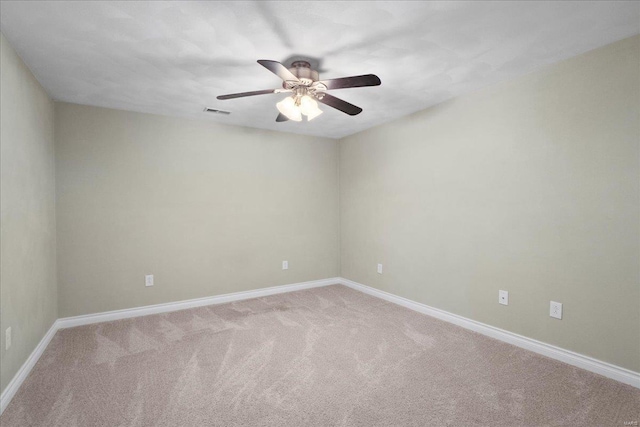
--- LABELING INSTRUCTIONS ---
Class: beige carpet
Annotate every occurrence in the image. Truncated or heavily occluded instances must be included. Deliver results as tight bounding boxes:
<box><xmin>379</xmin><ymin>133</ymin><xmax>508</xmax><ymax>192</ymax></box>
<box><xmin>1</xmin><ymin>285</ymin><xmax>638</xmax><ymax>426</ymax></box>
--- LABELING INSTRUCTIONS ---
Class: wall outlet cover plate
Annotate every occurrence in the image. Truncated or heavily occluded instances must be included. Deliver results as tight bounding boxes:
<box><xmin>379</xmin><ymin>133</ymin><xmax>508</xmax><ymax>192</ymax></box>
<box><xmin>499</xmin><ymin>290</ymin><xmax>509</xmax><ymax>305</ymax></box>
<box><xmin>550</xmin><ymin>301</ymin><xmax>563</xmax><ymax>319</ymax></box>
<box><xmin>5</xmin><ymin>327</ymin><xmax>11</xmax><ymax>350</ymax></box>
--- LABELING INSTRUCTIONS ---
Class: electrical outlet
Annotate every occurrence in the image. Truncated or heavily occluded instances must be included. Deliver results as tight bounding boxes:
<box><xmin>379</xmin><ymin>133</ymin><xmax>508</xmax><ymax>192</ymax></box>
<box><xmin>499</xmin><ymin>290</ymin><xmax>509</xmax><ymax>305</ymax></box>
<box><xmin>145</xmin><ymin>274</ymin><xmax>154</xmax><ymax>287</ymax></box>
<box><xmin>377</xmin><ymin>263</ymin><xmax>383</xmax><ymax>274</ymax></box>
<box><xmin>282</xmin><ymin>260</ymin><xmax>288</xmax><ymax>270</ymax></box>
<box><xmin>5</xmin><ymin>327</ymin><xmax>11</xmax><ymax>350</ymax></box>
<box><xmin>550</xmin><ymin>301</ymin><xmax>562</xmax><ymax>319</ymax></box>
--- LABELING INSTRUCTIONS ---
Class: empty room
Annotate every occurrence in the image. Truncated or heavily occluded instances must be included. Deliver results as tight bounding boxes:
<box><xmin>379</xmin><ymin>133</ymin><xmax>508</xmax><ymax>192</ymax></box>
<box><xmin>1</xmin><ymin>1</ymin><xmax>639</xmax><ymax>426</ymax></box>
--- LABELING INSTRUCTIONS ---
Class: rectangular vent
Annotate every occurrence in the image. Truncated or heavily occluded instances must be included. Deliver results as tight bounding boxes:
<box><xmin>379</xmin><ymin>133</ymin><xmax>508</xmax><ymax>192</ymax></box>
<box><xmin>203</xmin><ymin>107</ymin><xmax>231</xmax><ymax>115</ymax></box>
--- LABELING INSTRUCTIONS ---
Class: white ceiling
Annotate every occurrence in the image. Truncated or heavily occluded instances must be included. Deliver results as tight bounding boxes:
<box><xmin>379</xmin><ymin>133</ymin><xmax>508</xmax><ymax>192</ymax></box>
<box><xmin>1</xmin><ymin>1</ymin><xmax>638</xmax><ymax>139</ymax></box>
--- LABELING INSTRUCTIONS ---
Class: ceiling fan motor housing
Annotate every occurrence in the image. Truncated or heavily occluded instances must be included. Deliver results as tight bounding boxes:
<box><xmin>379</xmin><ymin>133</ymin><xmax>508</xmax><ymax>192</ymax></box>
<box><xmin>287</xmin><ymin>61</ymin><xmax>319</xmax><ymax>85</ymax></box>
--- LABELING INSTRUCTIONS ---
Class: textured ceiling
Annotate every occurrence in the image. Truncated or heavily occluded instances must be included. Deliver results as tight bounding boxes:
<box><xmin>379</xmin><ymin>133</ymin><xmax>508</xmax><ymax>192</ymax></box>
<box><xmin>1</xmin><ymin>1</ymin><xmax>638</xmax><ymax>139</ymax></box>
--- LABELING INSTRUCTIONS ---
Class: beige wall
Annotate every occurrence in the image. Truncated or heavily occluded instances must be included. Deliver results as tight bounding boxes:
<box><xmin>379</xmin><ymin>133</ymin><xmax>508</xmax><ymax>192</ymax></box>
<box><xmin>55</xmin><ymin>103</ymin><xmax>340</xmax><ymax>317</ymax></box>
<box><xmin>340</xmin><ymin>36</ymin><xmax>640</xmax><ymax>372</ymax></box>
<box><xmin>0</xmin><ymin>33</ymin><xmax>57</xmax><ymax>393</ymax></box>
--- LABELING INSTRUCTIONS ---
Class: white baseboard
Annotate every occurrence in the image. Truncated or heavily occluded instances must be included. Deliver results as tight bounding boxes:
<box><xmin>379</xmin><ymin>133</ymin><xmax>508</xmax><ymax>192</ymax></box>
<box><xmin>0</xmin><ymin>277</ymin><xmax>339</xmax><ymax>415</ymax></box>
<box><xmin>2</xmin><ymin>275</ymin><xmax>637</xmax><ymax>416</ymax></box>
<box><xmin>56</xmin><ymin>277</ymin><xmax>340</xmax><ymax>329</ymax></box>
<box><xmin>0</xmin><ymin>321</ymin><xmax>58</xmax><ymax>414</ymax></box>
<box><xmin>339</xmin><ymin>277</ymin><xmax>640</xmax><ymax>389</ymax></box>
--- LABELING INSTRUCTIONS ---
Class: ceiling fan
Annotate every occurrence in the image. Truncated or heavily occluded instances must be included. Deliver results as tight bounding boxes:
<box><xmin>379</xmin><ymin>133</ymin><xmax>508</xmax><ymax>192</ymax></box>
<box><xmin>216</xmin><ymin>60</ymin><xmax>381</xmax><ymax>122</ymax></box>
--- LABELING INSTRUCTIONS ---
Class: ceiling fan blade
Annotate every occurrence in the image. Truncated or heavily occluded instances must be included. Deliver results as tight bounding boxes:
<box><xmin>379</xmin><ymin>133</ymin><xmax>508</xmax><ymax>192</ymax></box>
<box><xmin>318</xmin><ymin>74</ymin><xmax>381</xmax><ymax>90</ymax></box>
<box><xmin>258</xmin><ymin>60</ymin><xmax>300</xmax><ymax>82</ymax></box>
<box><xmin>217</xmin><ymin>89</ymin><xmax>277</xmax><ymax>100</ymax></box>
<box><xmin>316</xmin><ymin>93</ymin><xmax>363</xmax><ymax>116</ymax></box>
<box><xmin>276</xmin><ymin>113</ymin><xmax>289</xmax><ymax>122</ymax></box>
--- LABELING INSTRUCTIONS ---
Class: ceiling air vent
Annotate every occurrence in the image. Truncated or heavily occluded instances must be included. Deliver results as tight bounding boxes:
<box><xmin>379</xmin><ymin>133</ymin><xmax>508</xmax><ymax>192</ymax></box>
<box><xmin>203</xmin><ymin>107</ymin><xmax>231</xmax><ymax>115</ymax></box>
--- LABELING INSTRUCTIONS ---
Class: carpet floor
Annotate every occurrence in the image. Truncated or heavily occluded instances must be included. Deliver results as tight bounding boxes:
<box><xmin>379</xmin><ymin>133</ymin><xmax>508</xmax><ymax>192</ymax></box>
<box><xmin>1</xmin><ymin>284</ymin><xmax>638</xmax><ymax>426</ymax></box>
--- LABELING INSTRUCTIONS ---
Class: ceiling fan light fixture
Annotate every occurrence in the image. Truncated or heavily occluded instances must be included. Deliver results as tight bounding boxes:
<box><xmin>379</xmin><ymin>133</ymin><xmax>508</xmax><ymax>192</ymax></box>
<box><xmin>276</xmin><ymin>96</ymin><xmax>302</xmax><ymax>121</ymax></box>
<box><xmin>305</xmin><ymin>106</ymin><xmax>323</xmax><ymax>121</ymax></box>
<box><xmin>299</xmin><ymin>95</ymin><xmax>317</xmax><ymax>115</ymax></box>
<box><xmin>299</xmin><ymin>95</ymin><xmax>323</xmax><ymax>121</ymax></box>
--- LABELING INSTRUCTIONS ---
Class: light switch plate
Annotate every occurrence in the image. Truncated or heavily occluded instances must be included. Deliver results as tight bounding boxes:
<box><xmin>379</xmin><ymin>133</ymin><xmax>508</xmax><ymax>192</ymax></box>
<box><xmin>282</xmin><ymin>260</ymin><xmax>288</xmax><ymax>270</ymax></box>
<box><xmin>145</xmin><ymin>274</ymin><xmax>154</xmax><ymax>287</ymax></box>
<box><xmin>499</xmin><ymin>290</ymin><xmax>509</xmax><ymax>305</ymax></box>
<box><xmin>377</xmin><ymin>263</ymin><xmax>383</xmax><ymax>274</ymax></box>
